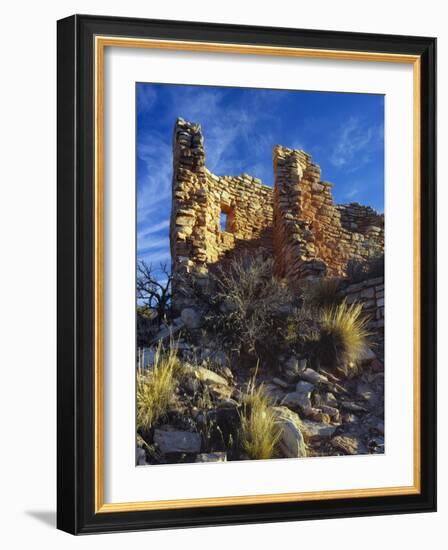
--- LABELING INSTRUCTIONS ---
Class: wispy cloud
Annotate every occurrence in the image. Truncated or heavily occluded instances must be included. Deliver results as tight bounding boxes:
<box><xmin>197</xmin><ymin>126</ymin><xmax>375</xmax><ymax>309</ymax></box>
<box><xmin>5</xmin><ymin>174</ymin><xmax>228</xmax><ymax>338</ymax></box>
<box><xmin>138</xmin><ymin>235</ymin><xmax>169</xmax><ymax>253</ymax></box>
<box><xmin>136</xmin><ymin>84</ymin><xmax>384</xmax><ymax>274</ymax></box>
<box><xmin>136</xmin><ymin>133</ymin><xmax>172</xmax><ymax>227</ymax></box>
<box><xmin>139</xmin><ymin>219</ymin><xmax>170</xmax><ymax>238</ymax></box>
<box><xmin>170</xmin><ymin>87</ymin><xmax>272</xmax><ymax>178</ymax></box>
<box><xmin>139</xmin><ymin>249</ymin><xmax>172</xmax><ymax>268</ymax></box>
<box><xmin>137</xmin><ymin>85</ymin><xmax>157</xmax><ymax>112</ymax></box>
<box><xmin>345</xmin><ymin>187</ymin><xmax>360</xmax><ymax>199</ymax></box>
<box><xmin>330</xmin><ymin>117</ymin><xmax>383</xmax><ymax>171</ymax></box>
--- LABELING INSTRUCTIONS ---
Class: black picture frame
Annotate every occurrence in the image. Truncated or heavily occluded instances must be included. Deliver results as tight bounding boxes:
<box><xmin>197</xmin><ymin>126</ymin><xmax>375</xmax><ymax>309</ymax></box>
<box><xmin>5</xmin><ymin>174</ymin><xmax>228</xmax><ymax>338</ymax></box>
<box><xmin>57</xmin><ymin>14</ymin><xmax>436</xmax><ymax>535</ymax></box>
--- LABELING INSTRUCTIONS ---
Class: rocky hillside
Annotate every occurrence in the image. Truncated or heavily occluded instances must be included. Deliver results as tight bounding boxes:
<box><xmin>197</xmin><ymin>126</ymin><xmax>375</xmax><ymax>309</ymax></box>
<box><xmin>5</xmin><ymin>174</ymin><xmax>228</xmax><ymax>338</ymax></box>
<box><xmin>136</xmin><ymin>255</ymin><xmax>384</xmax><ymax>466</ymax></box>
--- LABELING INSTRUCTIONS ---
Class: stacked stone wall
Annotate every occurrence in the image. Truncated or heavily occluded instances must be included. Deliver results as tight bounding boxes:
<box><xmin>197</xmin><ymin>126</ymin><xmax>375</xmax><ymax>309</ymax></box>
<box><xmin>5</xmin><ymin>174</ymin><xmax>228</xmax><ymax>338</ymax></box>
<box><xmin>170</xmin><ymin>119</ymin><xmax>273</xmax><ymax>305</ymax></box>
<box><xmin>342</xmin><ymin>276</ymin><xmax>385</xmax><ymax>351</ymax></box>
<box><xmin>336</xmin><ymin>203</ymin><xmax>384</xmax><ymax>250</ymax></box>
<box><xmin>170</xmin><ymin>118</ymin><xmax>385</xmax><ymax>305</ymax></box>
<box><xmin>273</xmin><ymin>146</ymin><xmax>384</xmax><ymax>280</ymax></box>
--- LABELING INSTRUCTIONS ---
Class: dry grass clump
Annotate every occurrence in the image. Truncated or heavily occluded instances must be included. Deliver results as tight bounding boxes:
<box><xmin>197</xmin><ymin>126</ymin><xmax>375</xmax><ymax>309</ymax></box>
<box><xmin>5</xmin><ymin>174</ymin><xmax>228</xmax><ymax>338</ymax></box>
<box><xmin>317</xmin><ymin>301</ymin><xmax>370</xmax><ymax>370</ymax></box>
<box><xmin>239</xmin><ymin>380</ymin><xmax>281</xmax><ymax>460</ymax></box>
<box><xmin>302</xmin><ymin>277</ymin><xmax>342</xmax><ymax>310</ymax></box>
<box><xmin>136</xmin><ymin>343</ymin><xmax>180</xmax><ymax>432</ymax></box>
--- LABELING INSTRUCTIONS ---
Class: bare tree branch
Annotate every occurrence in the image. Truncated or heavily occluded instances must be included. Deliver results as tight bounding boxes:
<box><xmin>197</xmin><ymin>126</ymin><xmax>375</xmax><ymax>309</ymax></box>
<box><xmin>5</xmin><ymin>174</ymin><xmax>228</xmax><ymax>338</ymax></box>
<box><xmin>137</xmin><ymin>260</ymin><xmax>172</xmax><ymax>324</ymax></box>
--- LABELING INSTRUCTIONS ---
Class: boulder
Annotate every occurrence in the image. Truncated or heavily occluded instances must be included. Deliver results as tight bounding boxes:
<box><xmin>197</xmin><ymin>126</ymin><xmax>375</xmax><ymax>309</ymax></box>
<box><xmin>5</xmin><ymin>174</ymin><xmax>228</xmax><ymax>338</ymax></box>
<box><xmin>295</xmin><ymin>380</ymin><xmax>314</xmax><ymax>396</ymax></box>
<box><xmin>301</xmin><ymin>420</ymin><xmax>337</xmax><ymax>439</ymax></box>
<box><xmin>282</xmin><ymin>391</ymin><xmax>312</xmax><ymax>412</ymax></box>
<box><xmin>154</xmin><ymin>429</ymin><xmax>201</xmax><ymax>454</ymax></box>
<box><xmin>331</xmin><ymin>435</ymin><xmax>359</xmax><ymax>455</ymax></box>
<box><xmin>319</xmin><ymin>368</ymin><xmax>340</xmax><ymax>383</ymax></box>
<box><xmin>195</xmin><ymin>366</ymin><xmax>228</xmax><ymax>387</ymax></box>
<box><xmin>208</xmin><ymin>384</ymin><xmax>233</xmax><ymax>401</ymax></box>
<box><xmin>272</xmin><ymin>406</ymin><xmax>307</xmax><ymax>458</ymax></box>
<box><xmin>283</xmin><ymin>356</ymin><xmax>307</xmax><ymax>382</ymax></box>
<box><xmin>320</xmin><ymin>405</ymin><xmax>341</xmax><ymax>422</ymax></box>
<box><xmin>307</xmin><ymin>410</ymin><xmax>331</xmax><ymax>424</ymax></box>
<box><xmin>301</xmin><ymin>368</ymin><xmax>328</xmax><ymax>385</ymax></box>
<box><xmin>181</xmin><ymin>307</ymin><xmax>202</xmax><ymax>329</ymax></box>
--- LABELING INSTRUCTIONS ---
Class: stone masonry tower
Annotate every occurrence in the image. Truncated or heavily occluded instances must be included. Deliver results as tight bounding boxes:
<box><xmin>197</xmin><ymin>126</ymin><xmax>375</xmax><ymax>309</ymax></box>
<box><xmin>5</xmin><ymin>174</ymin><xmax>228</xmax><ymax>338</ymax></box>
<box><xmin>170</xmin><ymin>118</ymin><xmax>384</xmax><ymax>308</ymax></box>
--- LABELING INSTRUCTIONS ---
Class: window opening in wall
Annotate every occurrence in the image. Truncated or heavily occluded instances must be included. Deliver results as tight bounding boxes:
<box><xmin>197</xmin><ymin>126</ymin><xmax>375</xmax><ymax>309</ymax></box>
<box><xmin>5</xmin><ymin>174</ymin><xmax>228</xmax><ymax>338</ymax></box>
<box><xmin>220</xmin><ymin>205</ymin><xmax>234</xmax><ymax>233</ymax></box>
<box><xmin>220</xmin><ymin>211</ymin><xmax>228</xmax><ymax>232</ymax></box>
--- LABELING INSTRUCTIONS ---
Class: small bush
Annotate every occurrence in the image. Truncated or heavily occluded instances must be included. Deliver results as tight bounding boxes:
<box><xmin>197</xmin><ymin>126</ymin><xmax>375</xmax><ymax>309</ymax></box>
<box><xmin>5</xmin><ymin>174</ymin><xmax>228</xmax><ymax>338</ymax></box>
<box><xmin>317</xmin><ymin>301</ymin><xmax>370</xmax><ymax>371</ymax></box>
<box><xmin>205</xmin><ymin>254</ymin><xmax>293</xmax><ymax>361</ymax></box>
<box><xmin>136</xmin><ymin>343</ymin><xmax>180</xmax><ymax>432</ymax></box>
<box><xmin>239</xmin><ymin>380</ymin><xmax>281</xmax><ymax>460</ymax></box>
<box><xmin>302</xmin><ymin>277</ymin><xmax>342</xmax><ymax>310</ymax></box>
<box><xmin>284</xmin><ymin>306</ymin><xmax>320</xmax><ymax>347</ymax></box>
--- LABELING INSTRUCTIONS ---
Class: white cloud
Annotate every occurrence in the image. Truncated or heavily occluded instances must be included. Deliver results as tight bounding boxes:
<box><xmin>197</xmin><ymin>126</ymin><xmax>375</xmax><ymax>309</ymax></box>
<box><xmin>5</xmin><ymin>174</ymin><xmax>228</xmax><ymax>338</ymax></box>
<box><xmin>169</xmin><ymin>87</ymin><xmax>271</xmax><ymax>176</ymax></box>
<box><xmin>138</xmin><ymin>234</ymin><xmax>169</xmax><ymax>252</ymax></box>
<box><xmin>345</xmin><ymin>187</ymin><xmax>360</xmax><ymax>199</ymax></box>
<box><xmin>139</xmin><ymin>250</ymin><xmax>171</xmax><ymax>267</ymax></box>
<box><xmin>136</xmin><ymin>132</ymin><xmax>173</xmax><ymax>229</ymax></box>
<box><xmin>137</xmin><ymin>85</ymin><xmax>157</xmax><ymax>112</ymax></box>
<box><xmin>330</xmin><ymin>117</ymin><xmax>383</xmax><ymax>171</ymax></box>
<box><xmin>139</xmin><ymin>219</ymin><xmax>170</xmax><ymax>238</ymax></box>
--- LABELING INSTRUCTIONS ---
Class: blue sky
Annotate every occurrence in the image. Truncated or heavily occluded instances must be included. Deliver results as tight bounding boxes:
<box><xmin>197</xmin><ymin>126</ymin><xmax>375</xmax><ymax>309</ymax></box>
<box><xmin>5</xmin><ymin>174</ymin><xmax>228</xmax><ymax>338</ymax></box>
<box><xmin>136</xmin><ymin>83</ymin><xmax>384</xmax><ymax>273</ymax></box>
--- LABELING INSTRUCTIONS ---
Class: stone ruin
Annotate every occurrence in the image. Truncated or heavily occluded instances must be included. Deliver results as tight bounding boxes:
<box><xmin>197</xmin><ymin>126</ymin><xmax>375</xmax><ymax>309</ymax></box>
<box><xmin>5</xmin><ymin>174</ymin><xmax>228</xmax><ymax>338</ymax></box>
<box><xmin>170</xmin><ymin>118</ymin><xmax>384</xmax><ymax>308</ymax></box>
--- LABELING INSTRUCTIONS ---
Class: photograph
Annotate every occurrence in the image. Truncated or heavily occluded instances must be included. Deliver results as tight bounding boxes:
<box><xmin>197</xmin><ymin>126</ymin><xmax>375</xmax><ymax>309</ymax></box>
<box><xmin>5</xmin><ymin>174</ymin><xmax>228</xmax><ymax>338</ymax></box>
<box><xmin>135</xmin><ymin>83</ymin><xmax>386</xmax><ymax>466</ymax></box>
<box><xmin>53</xmin><ymin>11</ymin><xmax>436</xmax><ymax>536</ymax></box>
<box><xmin>0</xmin><ymin>0</ymin><xmax>441</xmax><ymax>542</ymax></box>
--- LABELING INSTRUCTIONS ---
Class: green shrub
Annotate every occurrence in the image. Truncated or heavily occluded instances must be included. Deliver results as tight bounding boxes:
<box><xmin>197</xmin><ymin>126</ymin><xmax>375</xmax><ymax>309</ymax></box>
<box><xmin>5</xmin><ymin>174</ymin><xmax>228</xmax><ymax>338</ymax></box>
<box><xmin>317</xmin><ymin>301</ymin><xmax>370</xmax><ymax>371</ymax></box>
<box><xmin>239</xmin><ymin>380</ymin><xmax>281</xmax><ymax>460</ymax></box>
<box><xmin>136</xmin><ymin>343</ymin><xmax>180</xmax><ymax>432</ymax></box>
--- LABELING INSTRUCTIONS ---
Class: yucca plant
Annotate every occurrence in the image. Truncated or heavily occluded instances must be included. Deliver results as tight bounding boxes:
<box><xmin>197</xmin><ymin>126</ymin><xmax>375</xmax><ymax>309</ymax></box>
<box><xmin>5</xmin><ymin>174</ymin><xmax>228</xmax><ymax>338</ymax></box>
<box><xmin>317</xmin><ymin>300</ymin><xmax>370</xmax><ymax>372</ymax></box>
<box><xmin>239</xmin><ymin>380</ymin><xmax>281</xmax><ymax>460</ymax></box>
<box><xmin>136</xmin><ymin>342</ymin><xmax>180</xmax><ymax>432</ymax></box>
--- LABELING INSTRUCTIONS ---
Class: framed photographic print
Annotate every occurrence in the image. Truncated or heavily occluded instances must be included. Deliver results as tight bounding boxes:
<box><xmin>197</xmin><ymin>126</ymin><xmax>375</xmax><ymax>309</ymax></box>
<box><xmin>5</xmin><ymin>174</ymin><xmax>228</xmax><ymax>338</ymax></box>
<box><xmin>57</xmin><ymin>15</ymin><xmax>436</xmax><ymax>534</ymax></box>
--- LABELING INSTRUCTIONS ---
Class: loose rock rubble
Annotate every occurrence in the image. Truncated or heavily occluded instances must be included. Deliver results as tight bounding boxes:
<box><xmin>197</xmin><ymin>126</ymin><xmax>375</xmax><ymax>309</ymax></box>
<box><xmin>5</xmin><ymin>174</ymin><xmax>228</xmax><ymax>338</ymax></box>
<box><xmin>137</xmin><ymin>332</ymin><xmax>384</xmax><ymax>464</ymax></box>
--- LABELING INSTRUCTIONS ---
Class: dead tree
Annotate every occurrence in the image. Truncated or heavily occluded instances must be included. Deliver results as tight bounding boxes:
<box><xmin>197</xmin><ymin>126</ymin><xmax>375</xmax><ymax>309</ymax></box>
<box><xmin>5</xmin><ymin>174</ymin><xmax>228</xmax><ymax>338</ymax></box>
<box><xmin>137</xmin><ymin>261</ymin><xmax>172</xmax><ymax>325</ymax></box>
